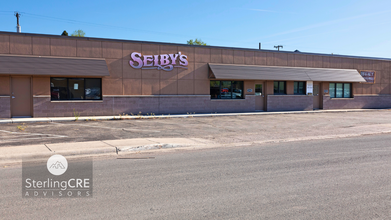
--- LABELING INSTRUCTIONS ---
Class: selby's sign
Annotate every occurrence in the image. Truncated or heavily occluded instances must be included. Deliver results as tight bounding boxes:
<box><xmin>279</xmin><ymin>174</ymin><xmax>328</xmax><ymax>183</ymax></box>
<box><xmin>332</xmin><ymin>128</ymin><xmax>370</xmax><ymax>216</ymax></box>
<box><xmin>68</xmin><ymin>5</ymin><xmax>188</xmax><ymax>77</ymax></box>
<box><xmin>129</xmin><ymin>52</ymin><xmax>188</xmax><ymax>71</ymax></box>
<box><xmin>360</xmin><ymin>71</ymin><xmax>375</xmax><ymax>83</ymax></box>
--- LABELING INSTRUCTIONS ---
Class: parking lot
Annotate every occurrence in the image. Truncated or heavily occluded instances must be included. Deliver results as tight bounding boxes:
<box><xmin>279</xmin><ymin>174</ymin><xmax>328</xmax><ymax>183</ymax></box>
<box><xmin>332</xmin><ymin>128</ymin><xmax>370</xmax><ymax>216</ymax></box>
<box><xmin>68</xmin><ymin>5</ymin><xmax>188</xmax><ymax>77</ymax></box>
<box><xmin>1</xmin><ymin>110</ymin><xmax>391</xmax><ymax>147</ymax></box>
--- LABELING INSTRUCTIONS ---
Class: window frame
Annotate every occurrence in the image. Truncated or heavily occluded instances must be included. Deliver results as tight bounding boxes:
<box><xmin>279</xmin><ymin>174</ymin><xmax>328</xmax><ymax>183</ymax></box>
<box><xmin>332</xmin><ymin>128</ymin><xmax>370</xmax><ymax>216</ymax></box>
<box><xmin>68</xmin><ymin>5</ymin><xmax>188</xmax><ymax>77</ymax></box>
<box><xmin>255</xmin><ymin>84</ymin><xmax>262</xmax><ymax>96</ymax></box>
<box><xmin>210</xmin><ymin>80</ymin><xmax>244</xmax><ymax>99</ymax></box>
<box><xmin>294</xmin><ymin>81</ymin><xmax>306</xmax><ymax>95</ymax></box>
<box><xmin>329</xmin><ymin>82</ymin><xmax>352</xmax><ymax>98</ymax></box>
<box><xmin>50</xmin><ymin>77</ymin><xmax>102</xmax><ymax>101</ymax></box>
<box><xmin>274</xmin><ymin>81</ymin><xmax>286</xmax><ymax>95</ymax></box>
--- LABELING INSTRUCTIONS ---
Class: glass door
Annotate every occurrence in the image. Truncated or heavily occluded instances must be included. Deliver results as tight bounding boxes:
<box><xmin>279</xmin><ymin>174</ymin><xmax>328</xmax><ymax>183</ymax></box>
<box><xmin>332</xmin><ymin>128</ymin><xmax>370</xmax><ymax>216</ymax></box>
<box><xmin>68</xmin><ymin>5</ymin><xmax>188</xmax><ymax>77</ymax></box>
<box><xmin>255</xmin><ymin>84</ymin><xmax>264</xmax><ymax>111</ymax></box>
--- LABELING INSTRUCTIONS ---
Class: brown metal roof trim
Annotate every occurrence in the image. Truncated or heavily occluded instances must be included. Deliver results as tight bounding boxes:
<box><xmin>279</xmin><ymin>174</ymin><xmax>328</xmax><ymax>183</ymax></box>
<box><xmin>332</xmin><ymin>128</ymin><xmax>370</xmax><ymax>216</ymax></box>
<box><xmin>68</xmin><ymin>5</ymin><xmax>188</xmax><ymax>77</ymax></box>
<box><xmin>208</xmin><ymin>63</ymin><xmax>366</xmax><ymax>82</ymax></box>
<box><xmin>1</xmin><ymin>31</ymin><xmax>391</xmax><ymax>61</ymax></box>
<box><xmin>0</xmin><ymin>54</ymin><xmax>109</xmax><ymax>77</ymax></box>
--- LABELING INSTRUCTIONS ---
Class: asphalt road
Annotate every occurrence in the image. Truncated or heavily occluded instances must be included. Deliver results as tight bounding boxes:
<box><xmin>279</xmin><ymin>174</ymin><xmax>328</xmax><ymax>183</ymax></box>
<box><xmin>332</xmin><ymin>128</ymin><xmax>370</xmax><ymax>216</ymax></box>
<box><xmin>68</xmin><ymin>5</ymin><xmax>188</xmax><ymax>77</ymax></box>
<box><xmin>2</xmin><ymin>134</ymin><xmax>391</xmax><ymax>219</ymax></box>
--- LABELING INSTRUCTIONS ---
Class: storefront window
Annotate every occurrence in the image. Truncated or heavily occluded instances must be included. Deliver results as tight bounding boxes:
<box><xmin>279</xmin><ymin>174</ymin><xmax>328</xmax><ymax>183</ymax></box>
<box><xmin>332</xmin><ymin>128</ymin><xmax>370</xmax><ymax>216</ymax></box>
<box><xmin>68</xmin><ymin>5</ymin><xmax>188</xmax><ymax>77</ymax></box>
<box><xmin>50</xmin><ymin>78</ymin><xmax>68</xmax><ymax>100</ymax></box>
<box><xmin>274</xmin><ymin>81</ymin><xmax>286</xmax><ymax>95</ymax></box>
<box><xmin>232</xmin><ymin>81</ymin><xmax>243</xmax><ymax>99</ymax></box>
<box><xmin>68</xmin><ymin>78</ymin><xmax>85</xmax><ymax>100</ymax></box>
<box><xmin>255</xmin><ymin>84</ymin><xmax>262</xmax><ymax>96</ymax></box>
<box><xmin>85</xmin><ymin>79</ymin><xmax>102</xmax><ymax>100</ymax></box>
<box><xmin>336</xmin><ymin>83</ymin><xmax>343</xmax><ymax>98</ymax></box>
<box><xmin>210</xmin><ymin>81</ymin><xmax>243</xmax><ymax>99</ymax></box>
<box><xmin>221</xmin><ymin>81</ymin><xmax>232</xmax><ymax>99</ymax></box>
<box><xmin>294</xmin><ymin>81</ymin><xmax>306</xmax><ymax>95</ymax></box>
<box><xmin>50</xmin><ymin>78</ymin><xmax>102</xmax><ymax>101</ymax></box>
<box><xmin>329</xmin><ymin>83</ymin><xmax>335</xmax><ymax>98</ymax></box>
<box><xmin>344</xmin><ymin>83</ymin><xmax>350</xmax><ymax>98</ymax></box>
<box><xmin>329</xmin><ymin>83</ymin><xmax>351</xmax><ymax>98</ymax></box>
<box><xmin>210</xmin><ymin>81</ymin><xmax>221</xmax><ymax>99</ymax></box>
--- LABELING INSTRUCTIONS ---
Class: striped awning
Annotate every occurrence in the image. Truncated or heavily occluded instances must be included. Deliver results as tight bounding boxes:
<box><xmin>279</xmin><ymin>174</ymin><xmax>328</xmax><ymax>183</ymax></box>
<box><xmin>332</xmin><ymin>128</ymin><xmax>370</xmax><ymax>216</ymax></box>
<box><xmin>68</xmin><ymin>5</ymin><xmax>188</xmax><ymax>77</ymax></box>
<box><xmin>0</xmin><ymin>54</ymin><xmax>110</xmax><ymax>77</ymax></box>
<box><xmin>208</xmin><ymin>63</ymin><xmax>366</xmax><ymax>82</ymax></box>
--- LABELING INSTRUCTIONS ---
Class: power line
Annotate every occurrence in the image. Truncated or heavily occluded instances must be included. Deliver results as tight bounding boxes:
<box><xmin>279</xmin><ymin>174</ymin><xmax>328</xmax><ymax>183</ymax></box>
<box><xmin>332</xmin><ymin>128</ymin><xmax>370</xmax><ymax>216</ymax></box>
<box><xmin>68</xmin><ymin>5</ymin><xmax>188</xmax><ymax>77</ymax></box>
<box><xmin>7</xmin><ymin>11</ymin><xmax>240</xmax><ymax>45</ymax></box>
<box><xmin>20</xmin><ymin>11</ymin><xmax>223</xmax><ymax>41</ymax></box>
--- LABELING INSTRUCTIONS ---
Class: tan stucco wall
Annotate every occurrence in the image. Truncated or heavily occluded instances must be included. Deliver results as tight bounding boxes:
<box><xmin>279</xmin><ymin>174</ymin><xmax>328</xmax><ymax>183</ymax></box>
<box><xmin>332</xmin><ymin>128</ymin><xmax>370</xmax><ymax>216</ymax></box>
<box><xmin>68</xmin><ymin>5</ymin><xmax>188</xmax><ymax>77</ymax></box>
<box><xmin>0</xmin><ymin>76</ymin><xmax>10</xmax><ymax>95</ymax></box>
<box><xmin>32</xmin><ymin>77</ymin><xmax>50</xmax><ymax>96</ymax></box>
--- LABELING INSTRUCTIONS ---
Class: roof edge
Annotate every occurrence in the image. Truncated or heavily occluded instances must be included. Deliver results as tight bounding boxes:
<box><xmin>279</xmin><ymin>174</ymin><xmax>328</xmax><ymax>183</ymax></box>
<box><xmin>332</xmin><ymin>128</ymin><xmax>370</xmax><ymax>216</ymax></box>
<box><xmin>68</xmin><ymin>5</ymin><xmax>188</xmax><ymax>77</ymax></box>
<box><xmin>0</xmin><ymin>53</ymin><xmax>106</xmax><ymax>60</ymax></box>
<box><xmin>208</xmin><ymin>63</ymin><xmax>359</xmax><ymax>71</ymax></box>
<box><xmin>1</xmin><ymin>31</ymin><xmax>391</xmax><ymax>61</ymax></box>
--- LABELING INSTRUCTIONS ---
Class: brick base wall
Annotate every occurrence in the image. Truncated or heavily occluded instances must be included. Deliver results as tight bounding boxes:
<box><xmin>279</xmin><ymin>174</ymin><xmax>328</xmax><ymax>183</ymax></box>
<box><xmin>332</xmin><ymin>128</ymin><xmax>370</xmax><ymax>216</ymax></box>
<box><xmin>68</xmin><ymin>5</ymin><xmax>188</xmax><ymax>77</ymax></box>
<box><xmin>32</xmin><ymin>95</ymin><xmax>256</xmax><ymax>117</ymax></box>
<box><xmin>0</xmin><ymin>96</ymin><xmax>11</xmax><ymax>118</ymax></box>
<box><xmin>210</xmin><ymin>95</ymin><xmax>256</xmax><ymax>113</ymax></box>
<box><xmin>267</xmin><ymin>95</ymin><xmax>313</xmax><ymax>111</ymax></box>
<box><xmin>33</xmin><ymin>96</ymin><xmax>114</xmax><ymax>117</ymax></box>
<box><xmin>4</xmin><ymin>94</ymin><xmax>389</xmax><ymax>118</ymax></box>
<box><xmin>323</xmin><ymin>95</ymin><xmax>391</xmax><ymax>109</ymax></box>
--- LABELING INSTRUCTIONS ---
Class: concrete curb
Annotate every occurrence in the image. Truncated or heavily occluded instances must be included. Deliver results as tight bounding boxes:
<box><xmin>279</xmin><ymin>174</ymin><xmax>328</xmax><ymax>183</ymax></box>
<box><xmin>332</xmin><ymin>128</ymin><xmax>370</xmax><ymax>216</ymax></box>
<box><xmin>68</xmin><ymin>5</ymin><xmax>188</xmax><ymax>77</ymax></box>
<box><xmin>119</xmin><ymin>143</ymin><xmax>193</xmax><ymax>152</ymax></box>
<box><xmin>3</xmin><ymin>129</ymin><xmax>391</xmax><ymax>166</ymax></box>
<box><xmin>0</xmin><ymin>146</ymin><xmax>117</xmax><ymax>165</ymax></box>
<box><xmin>1</xmin><ymin>108</ymin><xmax>390</xmax><ymax>124</ymax></box>
<box><xmin>0</xmin><ymin>138</ymin><xmax>211</xmax><ymax>165</ymax></box>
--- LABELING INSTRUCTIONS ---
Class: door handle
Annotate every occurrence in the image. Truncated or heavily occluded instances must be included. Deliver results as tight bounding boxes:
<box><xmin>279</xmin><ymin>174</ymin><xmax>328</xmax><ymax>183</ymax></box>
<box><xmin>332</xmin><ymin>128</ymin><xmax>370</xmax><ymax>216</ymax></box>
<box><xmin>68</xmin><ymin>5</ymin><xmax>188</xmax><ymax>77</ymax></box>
<box><xmin>12</xmin><ymin>96</ymin><xmax>15</xmax><ymax>99</ymax></box>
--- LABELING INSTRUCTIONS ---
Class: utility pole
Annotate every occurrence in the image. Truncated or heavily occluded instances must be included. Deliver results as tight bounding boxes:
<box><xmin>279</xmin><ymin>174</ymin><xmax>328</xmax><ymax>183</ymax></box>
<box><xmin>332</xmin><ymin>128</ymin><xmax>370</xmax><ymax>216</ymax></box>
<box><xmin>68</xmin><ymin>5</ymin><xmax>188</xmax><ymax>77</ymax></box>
<box><xmin>259</xmin><ymin>43</ymin><xmax>261</xmax><ymax>50</ymax></box>
<box><xmin>274</xmin><ymin>45</ymin><xmax>283</xmax><ymax>51</ymax></box>
<box><xmin>15</xmin><ymin>12</ymin><xmax>21</xmax><ymax>33</ymax></box>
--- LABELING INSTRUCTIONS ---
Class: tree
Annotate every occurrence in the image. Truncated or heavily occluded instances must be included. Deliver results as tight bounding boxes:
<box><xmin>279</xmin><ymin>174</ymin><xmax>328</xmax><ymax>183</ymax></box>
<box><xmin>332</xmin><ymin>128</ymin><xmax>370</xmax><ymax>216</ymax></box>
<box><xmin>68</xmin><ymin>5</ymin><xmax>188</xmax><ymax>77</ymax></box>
<box><xmin>71</xmin><ymin>29</ymin><xmax>86</xmax><ymax>37</ymax></box>
<box><xmin>187</xmin><ymin>38</ymin><xmax>207</xmax><ymax>46</ymax></box>
<box><xmin>61</xmin><ymin>30</ymin><xmax>68</xmax><ymax>36</ymax></box>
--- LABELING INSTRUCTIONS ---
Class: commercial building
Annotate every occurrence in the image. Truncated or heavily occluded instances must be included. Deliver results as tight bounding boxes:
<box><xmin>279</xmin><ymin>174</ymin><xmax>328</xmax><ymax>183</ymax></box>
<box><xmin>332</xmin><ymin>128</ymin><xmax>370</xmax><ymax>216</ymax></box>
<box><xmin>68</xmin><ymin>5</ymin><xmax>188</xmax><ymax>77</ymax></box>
<box><xmin>0</xmin><ymin>31</ymin><xmax>389</xmax><ymax>118</ymax></box>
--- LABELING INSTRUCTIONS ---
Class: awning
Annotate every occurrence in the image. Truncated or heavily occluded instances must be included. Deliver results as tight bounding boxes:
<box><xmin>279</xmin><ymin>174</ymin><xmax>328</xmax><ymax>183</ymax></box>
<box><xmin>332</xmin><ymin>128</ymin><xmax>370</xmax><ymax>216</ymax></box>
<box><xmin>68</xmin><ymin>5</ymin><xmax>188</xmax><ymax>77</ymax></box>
<box><xmin>208</xmin><ymin>63</ymin><xmax>366</xmax><ymax>82</ymax></box>
<box><xmin>0</xmin><ymin>54</ymin><xmax>110</xmax><ymax>77</ymax></box>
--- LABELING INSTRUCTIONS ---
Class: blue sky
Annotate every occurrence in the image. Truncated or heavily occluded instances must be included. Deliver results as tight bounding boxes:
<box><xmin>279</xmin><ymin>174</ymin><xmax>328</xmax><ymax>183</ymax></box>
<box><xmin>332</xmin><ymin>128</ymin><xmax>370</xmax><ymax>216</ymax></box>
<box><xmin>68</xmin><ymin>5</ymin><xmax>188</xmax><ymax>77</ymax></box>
<box><xmin>1</xmin><ymin>0</ymin><xmax>391</xmax><ymax>58</ymax></box>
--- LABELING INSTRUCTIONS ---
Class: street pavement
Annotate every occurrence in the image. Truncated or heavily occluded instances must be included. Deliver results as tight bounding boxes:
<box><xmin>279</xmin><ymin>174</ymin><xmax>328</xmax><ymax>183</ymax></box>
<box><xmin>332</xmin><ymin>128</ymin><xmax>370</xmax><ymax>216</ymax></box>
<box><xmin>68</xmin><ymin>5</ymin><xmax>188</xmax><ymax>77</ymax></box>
<box><xmin>2</xmin><ymin>134</ymin><xmax>391</xmax><ymax>219</ymax></box>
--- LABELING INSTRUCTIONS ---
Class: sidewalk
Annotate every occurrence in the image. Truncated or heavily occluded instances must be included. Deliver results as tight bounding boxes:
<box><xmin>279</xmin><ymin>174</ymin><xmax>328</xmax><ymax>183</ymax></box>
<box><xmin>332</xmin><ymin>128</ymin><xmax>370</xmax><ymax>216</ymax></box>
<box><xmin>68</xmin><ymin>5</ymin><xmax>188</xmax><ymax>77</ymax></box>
<box><xmin>1</xmin><ymin>108</ymin><xmax>389</xmax><ymax>124</ymax></box>
<box><xmin>2</xmin><ymin>108</ymin><xmax>391</xmax><ymax>166</ymax></box>
<box><xmin>0</xmin><ymin>138</ymin><xmax>214</xmax><ymax>165</ymax></box>
<box><xmin>3</xmin><ymin>127</ymin><xmax>391</xmax><ymax>165</ymax></box>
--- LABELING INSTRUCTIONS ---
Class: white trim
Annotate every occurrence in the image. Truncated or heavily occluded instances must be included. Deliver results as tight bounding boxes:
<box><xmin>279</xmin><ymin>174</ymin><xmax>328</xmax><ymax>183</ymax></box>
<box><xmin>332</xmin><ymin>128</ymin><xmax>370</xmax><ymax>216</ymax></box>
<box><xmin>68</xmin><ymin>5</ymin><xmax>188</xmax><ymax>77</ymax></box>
<box><xmin>0</xmin><ymin>95</ymin><xmax>10</xmax><ymax>98</ymax></box>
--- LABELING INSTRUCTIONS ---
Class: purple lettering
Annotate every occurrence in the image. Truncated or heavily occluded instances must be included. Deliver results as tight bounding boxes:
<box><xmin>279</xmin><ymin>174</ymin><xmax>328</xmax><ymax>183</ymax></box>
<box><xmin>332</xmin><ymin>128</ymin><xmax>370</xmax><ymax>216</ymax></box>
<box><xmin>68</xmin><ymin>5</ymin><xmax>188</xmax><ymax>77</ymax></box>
<box><xmin>129</xmin><ymin>52</ymin><xmax>143</xmax><ymax>69</ymax></box>
<box><xmin>160</xmin><ymin>54</ymin><xmax>170</xmax><ymax>66</ymax></box>
<box><xmin>154</xmin><ymin>55</ymin><xmax>159</xmax><ymax>66</ymax></box>
<box><xmin>143</xmin><ymin>55</ymin><xmax>153</xmax><ymax>67</ymax></box>
<box><xmin>179</xmin><ymin>52</ymin><xmax>188</xmax><ymax>66</ymax></box>
<box><xmin>169</xmin><ymin>53</ymin><xmax>179</xmax><ymax>65</ymax></box>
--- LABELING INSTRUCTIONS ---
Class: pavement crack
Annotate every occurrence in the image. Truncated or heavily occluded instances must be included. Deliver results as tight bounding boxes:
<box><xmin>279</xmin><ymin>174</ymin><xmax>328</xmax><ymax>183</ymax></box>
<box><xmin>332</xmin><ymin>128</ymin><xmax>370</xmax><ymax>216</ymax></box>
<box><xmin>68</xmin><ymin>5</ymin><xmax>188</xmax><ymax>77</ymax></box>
<box><xmin>145</xmin><ymin>139</ymin><xmax>161</xmax><ymax>144</ymax></box>
<box><xmin>101</xmin><ymin>141</ymin><xmax>119</xmax><ymax>154</ymax></box>
<box><xmin>44</xmin><ymin>144</ymin><xmax>52</xmax><ymax>152</ymax></box>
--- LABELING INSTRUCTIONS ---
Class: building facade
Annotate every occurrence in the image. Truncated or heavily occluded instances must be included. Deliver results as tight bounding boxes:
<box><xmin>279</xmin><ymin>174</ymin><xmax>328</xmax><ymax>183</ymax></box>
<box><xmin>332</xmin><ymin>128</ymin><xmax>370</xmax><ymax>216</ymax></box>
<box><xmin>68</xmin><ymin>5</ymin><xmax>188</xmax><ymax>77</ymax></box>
<box><xmin>0</xmin><ymin>31</ymin><xmax>390</xmax><ymax>118</ymax></box>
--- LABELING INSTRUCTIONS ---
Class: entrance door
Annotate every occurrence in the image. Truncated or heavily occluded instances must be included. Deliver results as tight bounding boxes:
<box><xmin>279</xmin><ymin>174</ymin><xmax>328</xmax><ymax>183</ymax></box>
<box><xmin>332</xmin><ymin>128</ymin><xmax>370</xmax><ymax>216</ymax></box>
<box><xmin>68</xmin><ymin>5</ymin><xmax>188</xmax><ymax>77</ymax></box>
<box><xmin>255</xmin><ymin>84</ymin><xmax>264</xmax><ymax>111</ymax></box>
<box><xmin>11</xmin><ymin>77</ymin><xmax>32</xmax><ymax>117</ymax></box>
<box><xmin>313</xmin><ymin>83</ymin><xmax>320</xmax><ymax>109</ymax></box>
